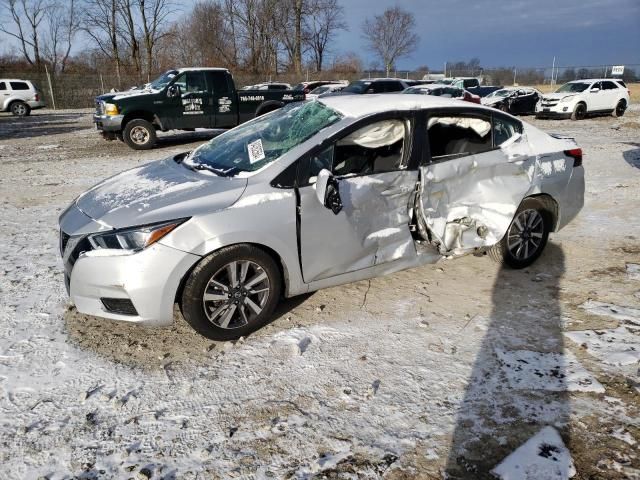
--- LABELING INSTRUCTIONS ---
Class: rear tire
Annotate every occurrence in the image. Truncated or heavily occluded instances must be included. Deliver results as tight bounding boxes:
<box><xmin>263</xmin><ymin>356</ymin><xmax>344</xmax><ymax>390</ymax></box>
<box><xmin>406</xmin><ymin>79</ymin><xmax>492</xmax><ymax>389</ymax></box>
<box><xmin>612</xmin><ymin>100</ymin><xmax>626</xmax><ymax>118</ymax></box>
<box><xmin>10</xmin><ymin>101</ymin><xmax>30</xmax><ymax>117</ymax></box>
<box><xmin>181</xmin><ymin>245</ymin><xmax>282</xmax><ymax>341</ymax></box>
<box><xmin>571</xmin><ymin>102</ymin><xmax>587</xmax><ymax>121</ymax></box>
<box><xmin>489</xmin><ymin>198</ymin><xmax>551</xmax><ymax>269</ymax></box>
<box><xmin>123</xmin><ymin>119</ymin><xmax>157</xmax><ymax>150</ymax></box>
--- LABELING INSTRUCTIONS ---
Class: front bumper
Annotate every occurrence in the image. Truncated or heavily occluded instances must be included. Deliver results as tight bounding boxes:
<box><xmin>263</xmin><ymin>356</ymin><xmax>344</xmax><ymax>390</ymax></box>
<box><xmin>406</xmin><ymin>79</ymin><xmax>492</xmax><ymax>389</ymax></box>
<box><xmin>535</xmin><ymin>104</ymin><xmax>573</xmax><ymax>119</ymax></box>
<box><xmin>94</xmin><ymin>114</ymin><xmax>124</xmax><ymax>132</ymax></box>
<box><xmin>68</xmin><ymin>243</ymin><xmax>200</xmax><ymax>326</ymax></box>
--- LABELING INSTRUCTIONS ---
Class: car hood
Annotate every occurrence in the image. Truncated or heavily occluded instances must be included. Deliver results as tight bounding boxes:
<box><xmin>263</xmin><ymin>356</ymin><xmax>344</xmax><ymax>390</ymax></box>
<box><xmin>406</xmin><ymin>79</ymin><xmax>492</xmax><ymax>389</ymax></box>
<box><xmin>96</xmin><ymin>87</ymin><xmax>162</xmax><ymax>103</ymax></box>
<box><xmin>542</xmin><ymin>93</ymin><xmax>578</xmax><ymax>101</ymax></box>
<box><xmin>481</xmin><ymin>96</ymin><xmax>507</xmax><ymax>106</ymax></box>
<box><xmin>75</xmin><ymin>156</ymin><xmax>248</xmax><ymax>229</ymax></box>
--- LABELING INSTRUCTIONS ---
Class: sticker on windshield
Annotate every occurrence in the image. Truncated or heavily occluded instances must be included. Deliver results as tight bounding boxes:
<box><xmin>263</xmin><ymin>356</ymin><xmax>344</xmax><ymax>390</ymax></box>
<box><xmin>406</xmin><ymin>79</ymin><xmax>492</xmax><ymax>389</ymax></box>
<box><xmin>247</xmin><ymin>139</ymin><xmax>265</xmax><ymax>164</ymax></box>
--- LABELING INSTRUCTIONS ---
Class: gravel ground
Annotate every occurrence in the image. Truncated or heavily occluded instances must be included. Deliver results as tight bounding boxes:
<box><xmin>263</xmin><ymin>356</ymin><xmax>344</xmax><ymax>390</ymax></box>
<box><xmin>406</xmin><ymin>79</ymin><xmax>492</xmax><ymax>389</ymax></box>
<box><xmin>0</xmin><ymin>106</ymin><xmax>639</xmax><ymax>479</ymax></box>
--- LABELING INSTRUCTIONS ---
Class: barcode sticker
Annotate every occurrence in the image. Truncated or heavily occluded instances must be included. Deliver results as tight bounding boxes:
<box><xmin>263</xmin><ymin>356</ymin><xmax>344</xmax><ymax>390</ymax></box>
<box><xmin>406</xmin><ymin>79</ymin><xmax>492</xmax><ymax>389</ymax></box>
<box><xmin>247</xmin><ymin>139</ymin><xmax>266</xmax><ymax>164</ymax></box>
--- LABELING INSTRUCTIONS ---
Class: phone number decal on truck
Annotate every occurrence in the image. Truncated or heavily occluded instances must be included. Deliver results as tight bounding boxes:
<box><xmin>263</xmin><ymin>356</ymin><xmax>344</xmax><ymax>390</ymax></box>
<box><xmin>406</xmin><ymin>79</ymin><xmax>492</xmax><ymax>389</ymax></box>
<box><xmin>240</xmin><ymin>95</ymin><xmax>265</xmax><ymax>102</ymax></box>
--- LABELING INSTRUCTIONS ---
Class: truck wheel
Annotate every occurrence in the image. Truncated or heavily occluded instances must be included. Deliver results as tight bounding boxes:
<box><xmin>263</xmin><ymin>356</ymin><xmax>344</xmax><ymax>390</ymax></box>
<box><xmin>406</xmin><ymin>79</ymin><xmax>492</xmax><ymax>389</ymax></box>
<box><xmin>571</xmin><ymin>103</ymin><xmax>587</xmax><ymax>121</ymax></box>
<box><xmin>10</xmin><ymin>101</ymin><xmax>31</xmax><ymax>117</ymax></box>
<box><xmin>123</xmin><ymin>119</ymin><xmax>157</xmax><ymax>150</ymax></box>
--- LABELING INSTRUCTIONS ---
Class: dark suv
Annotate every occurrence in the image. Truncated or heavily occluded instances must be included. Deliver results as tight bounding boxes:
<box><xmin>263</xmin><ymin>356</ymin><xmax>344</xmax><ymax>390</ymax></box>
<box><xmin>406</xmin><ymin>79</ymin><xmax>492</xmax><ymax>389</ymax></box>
<box><xmin>328</xmin><ymin>78</ymin><xmax>410</xmax><ymax>96</ymax></box>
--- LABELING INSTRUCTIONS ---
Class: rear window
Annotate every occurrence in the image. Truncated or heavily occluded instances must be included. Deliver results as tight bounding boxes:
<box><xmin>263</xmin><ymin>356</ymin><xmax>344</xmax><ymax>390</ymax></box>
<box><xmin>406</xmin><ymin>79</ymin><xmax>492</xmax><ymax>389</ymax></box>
<box><xmin>9</xmin><ymin>81</ymin><xmax>30</xmax><ymax>90</ymax></box>
<box><xmin>615</xmin><ymin>80</ymin><xmax>627</xmax><ymax>88</ymax></box>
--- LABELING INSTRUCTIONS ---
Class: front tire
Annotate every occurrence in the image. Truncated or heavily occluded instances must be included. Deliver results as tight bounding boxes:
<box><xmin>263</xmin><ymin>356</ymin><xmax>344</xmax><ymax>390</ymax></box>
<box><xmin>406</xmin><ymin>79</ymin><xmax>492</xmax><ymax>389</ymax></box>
<box><xmin>489</xmin><ymin>198</ymin><xmax>551</xmax><ymax>269</ymax></box>
<box><xmin>123</xmin><ymin>119</ymin><xmax>157</xmax><ymax>150</ymax></box>
<box><xmin>181</xmin><ymin>245</ymin><xmax>282</xmax><ymax>341</ymax></box>
<box><xmin>571</xmin><ymin>102</ymin><xmax>587</xmax><ymax>121</ymax></box>
<box><xmin>612</xmin><ymin>100</ymin><xmax>626</xmax><ymax>118</ymax></box>
<box><xmin>10</xmin><ymin>101</ymin><xmax>30</xmax><ymax>117</ymax></box>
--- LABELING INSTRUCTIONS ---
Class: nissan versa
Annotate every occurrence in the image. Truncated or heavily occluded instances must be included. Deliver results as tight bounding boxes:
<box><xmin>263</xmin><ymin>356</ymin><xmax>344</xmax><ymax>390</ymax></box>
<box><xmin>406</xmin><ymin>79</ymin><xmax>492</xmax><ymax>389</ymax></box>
<box><xmin>59</xmin><ymin>95</ymin><xmax>584</xmax><ymax>340</ymax></box>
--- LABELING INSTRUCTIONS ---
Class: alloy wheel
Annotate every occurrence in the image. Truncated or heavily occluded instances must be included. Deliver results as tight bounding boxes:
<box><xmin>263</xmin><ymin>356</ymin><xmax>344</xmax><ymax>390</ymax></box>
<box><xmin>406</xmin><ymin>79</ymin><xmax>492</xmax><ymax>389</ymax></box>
<box><xmin>202</xmin><ymin>260</ymin><xmax>271</xmax><ymax>329</ymax></box>
<box><xmin>13</xmin><ymin>103</ymin><xmax>27</xmax><ymax>116</ymax></box>
<box><xmin>507</xmin><ymin>209</ymin><xmax>545</xmax><ymax>261</ymax></box>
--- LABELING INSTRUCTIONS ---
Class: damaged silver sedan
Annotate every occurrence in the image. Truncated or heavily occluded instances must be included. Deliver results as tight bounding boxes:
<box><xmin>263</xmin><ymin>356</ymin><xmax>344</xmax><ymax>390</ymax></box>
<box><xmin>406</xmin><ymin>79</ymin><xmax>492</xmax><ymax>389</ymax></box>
<box><xmin>59</xmin><ymin>95</ymin><xmax>584</xmax><ymax>340</ymax></box>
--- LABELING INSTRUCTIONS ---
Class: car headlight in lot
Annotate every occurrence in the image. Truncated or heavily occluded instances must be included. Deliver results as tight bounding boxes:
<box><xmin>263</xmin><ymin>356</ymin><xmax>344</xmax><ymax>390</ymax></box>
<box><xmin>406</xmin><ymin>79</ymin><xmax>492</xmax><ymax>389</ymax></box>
<box><xmin>87</xmin><ymin>219</ymin><xmax>188</xmax><ymax>251</ymax></box>
<box><xmin>104</xmin><ymin>103</ymin><xmax>119</xmax><ymax>115</ymax></box>
<box><xmin>559</xmin><ymin>96</ymin><xmax>573</xmax><ymax>103</ymax></box>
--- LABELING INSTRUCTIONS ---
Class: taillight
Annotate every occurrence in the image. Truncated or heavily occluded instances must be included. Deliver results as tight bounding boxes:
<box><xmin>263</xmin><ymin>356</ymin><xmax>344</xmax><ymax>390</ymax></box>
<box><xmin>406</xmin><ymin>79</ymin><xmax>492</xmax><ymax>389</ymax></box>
<box><xmin>34</xmin><ymin>93</ymin><xmax>40</xmax><ymax>101</ymax></box>
<box><xmin>564</xmin><ymin>148</ymin><xmax>582</xmax><ymax>167</ymax></box>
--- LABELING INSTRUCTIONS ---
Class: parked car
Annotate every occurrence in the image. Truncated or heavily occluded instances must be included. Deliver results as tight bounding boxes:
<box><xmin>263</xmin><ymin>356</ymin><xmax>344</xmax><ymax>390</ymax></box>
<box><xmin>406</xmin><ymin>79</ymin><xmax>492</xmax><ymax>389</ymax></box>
<box><xmin>328</xmin><ymin>78</ymin><xmax>410</xmax><ymax>95</ymax></box>
<box><xmin>94</xmin><ymin>68</ymin><xmax>304</xmax><ymax>150</ymax></box>
<box><xmin>292</xmin><ymin>80</ymin><xmax>347</xmax><ymax>94</ymax></box>
<box><xmin>449</xmin><ymin>77</ymin><xmax>503</xmax><ymax>97</ymax></box>
<box><xmin>403</xmin><ymin>84</ymin><xmax>480</xmax><ymax>104</ymax></box>
<box><xmin>60</xmin><ymin>94</ymin><xmax>584</xmax><ymax>340</ymax></box>
<box><xmin>240</xmin><ymin>82</ymin><xmax>291</xmax><ymax>91</ymax></box>
<box><xmin>306</xmin><ymin>83</ymin><xmax>347</xmax><ymax>100</ymax></box>
<box><xmin>0</xmin><ymin>79</ymin><xmax>45</xmax><ymax>116</ymax></box>
<box><xmin>482</xmin><ymin>87</ymin><xmax>542</xmax><ymax>115</ymax></box>
<box><xmin>536</xmin><ymin>79</ymin><xmax>630</xmax><ymax>120</ymax></box>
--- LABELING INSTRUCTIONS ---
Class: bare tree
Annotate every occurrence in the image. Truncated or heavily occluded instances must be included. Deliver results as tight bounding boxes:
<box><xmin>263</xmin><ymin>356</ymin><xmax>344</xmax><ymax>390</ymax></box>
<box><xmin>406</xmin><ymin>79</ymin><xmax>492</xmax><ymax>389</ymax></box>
<box><xmin>0</xmin><ymin>0</ymin><xmax>48</xmax><ymax>68</ymax></box>
<box><xmin>82</xmin><ymin>0</ymin><xmax>123</xmax><ymax>85</ymax></box>
<box><xmin>137</xmin><ymin>0</ymin><xmax>175</xmax><ymax>81</ymax></box>
<box><xmin>118</xmin><ymin>0</ymin><xmax>142</xmax><ymax>79</ymax></box>
<box><xmin>362</xmin><ymin>6</ymin><xmax>419</xmax><ymax>77</ymax></box>
<box><xmin>42</xmin><ymin>0</ymin><xmax>81</xmax><ymax>72</ymax></box>
<box><xmin>304</xmin><ymin>0</ymin><xmax>345</xmax><ymax>72</ymax></box>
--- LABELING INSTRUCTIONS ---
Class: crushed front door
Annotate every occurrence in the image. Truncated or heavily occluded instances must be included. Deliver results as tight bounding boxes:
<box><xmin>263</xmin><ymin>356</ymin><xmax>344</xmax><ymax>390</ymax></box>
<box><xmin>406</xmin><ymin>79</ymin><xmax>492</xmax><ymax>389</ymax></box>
<box><xmin>417</xmin><ymin>116</ymin><xmax>533</xmax><ymax>256</ymax></box>
<box><xmin>300</xmin><ymin>169</ymin><xmax>418</xmax><ymax>282</ymax></box>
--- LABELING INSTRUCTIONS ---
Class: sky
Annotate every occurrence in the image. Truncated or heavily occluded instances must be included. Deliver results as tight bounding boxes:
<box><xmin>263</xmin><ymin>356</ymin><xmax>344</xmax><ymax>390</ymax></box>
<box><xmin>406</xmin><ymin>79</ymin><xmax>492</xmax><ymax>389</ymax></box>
<box><xmin>2</xmin><ymin>0</ymin><xmax>639</xmax><ymax>71</ymax></box>
<box><xmin>329</xmin><ymin>0</ymin><xmax>640</xmax><ymax>70</ymax></box>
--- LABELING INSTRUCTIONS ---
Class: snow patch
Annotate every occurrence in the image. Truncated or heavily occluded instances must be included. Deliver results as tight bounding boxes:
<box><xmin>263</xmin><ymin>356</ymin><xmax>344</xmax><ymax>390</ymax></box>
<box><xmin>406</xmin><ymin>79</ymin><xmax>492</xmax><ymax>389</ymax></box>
<box><xmin>495</xmin><ymin>349</ymin><xmax>605</xmax><ymax>393</ymax></box>
<box><xmin>365</xmin><ymin>227</ymin><xmax>402</xmax><ymax>240</ymax></box>
<box><xmin>626</xmin><ymin>263</ymin><xmax>640</xmax><ymax>281</ymax></box>
<box><xmin>36</xmin><ymin>144</ymin><xmax>60</xmax><ymax>150</ymax></box>
<box><xmin>491</xmin><ymin>426</ymin><xmax>576</xmax><ymax>480</ymax></box>
<box><xmin>579</xmin><ymin>300</ymin><xmax>640</xmax><ymax>326</ymax></box>
<box><xmin>564</xmin><ymin>327</ymin><xmax>640</xmax><ymax>366</ymax></box>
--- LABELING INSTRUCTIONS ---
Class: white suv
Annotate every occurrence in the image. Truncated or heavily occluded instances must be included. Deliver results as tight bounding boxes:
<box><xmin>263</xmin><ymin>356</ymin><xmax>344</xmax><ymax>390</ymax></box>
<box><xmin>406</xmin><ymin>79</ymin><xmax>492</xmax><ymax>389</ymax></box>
<box><xmin>0</xmin><ymin>79</ymin><xmax>46</xmax><ymax>116</ymax></box>
<box><xmin>536</xmin><ymin>79</ymin><xmax>630</xmax><ymax>120</ymax></box>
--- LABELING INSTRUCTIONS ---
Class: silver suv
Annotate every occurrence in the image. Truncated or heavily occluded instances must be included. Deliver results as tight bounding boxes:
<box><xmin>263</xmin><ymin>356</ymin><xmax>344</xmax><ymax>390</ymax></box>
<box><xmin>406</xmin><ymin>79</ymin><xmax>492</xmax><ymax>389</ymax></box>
<box><xmin>0</xmin><ymin>79</ymin><xmax>45</xmax><ymax>116</ymax></box>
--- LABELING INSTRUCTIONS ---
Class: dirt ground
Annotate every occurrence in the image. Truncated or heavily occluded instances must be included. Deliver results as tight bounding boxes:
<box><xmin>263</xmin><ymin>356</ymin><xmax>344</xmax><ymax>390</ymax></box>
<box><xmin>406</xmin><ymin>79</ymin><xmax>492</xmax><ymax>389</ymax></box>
<box><xmin>0</xmin><ymin>105</ymin><xmax>639</xmax><ymax>479</ymax></box>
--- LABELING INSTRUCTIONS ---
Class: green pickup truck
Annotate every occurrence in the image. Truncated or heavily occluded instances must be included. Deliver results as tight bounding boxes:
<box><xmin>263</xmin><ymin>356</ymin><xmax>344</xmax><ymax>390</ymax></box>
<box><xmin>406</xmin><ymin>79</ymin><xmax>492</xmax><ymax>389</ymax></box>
<box><xmin>94</xmin><ymin>68</ymin><xmax>305</xmax><ymax>150</ymax></box>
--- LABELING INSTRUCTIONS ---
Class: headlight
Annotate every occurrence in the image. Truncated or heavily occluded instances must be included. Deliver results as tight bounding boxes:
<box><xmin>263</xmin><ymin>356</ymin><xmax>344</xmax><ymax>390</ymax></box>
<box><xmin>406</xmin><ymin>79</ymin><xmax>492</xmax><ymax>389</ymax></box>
<box><xmin>104</xmin><ymin>103</ymin><xmax>119</xmax><ymax>115</ymax></box>
<box><xmin>559</xmin><ymin>96</ymin><xmax>573</xmax><ymax>103</ymax></box>
<box><xmin>88</xmin><ymin>219</ymin><xmax>188</xmax><ymax>252</ymax></box>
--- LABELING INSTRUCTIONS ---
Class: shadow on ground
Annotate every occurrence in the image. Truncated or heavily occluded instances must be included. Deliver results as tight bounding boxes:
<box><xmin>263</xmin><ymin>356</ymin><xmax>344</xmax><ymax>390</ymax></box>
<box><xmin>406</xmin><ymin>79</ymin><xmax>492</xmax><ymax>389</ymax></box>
<box><xmin>0</xmin><ymin>112</ymin><xmax>88</xmax><ymax>139</ymax></box>
<box><xmin>444</xmin><ymin>243</ymin><xmax>572</xmax><ymax>479</ymax></box>
<box><xmin>622</xmin><ymin>143</ymin><xmax>640</xmax><ymax>169</ymax></box>
<box><xmin>64</xmin><ymin>291</ymin><xmax>314</xmax><ymax>368</ymax></box>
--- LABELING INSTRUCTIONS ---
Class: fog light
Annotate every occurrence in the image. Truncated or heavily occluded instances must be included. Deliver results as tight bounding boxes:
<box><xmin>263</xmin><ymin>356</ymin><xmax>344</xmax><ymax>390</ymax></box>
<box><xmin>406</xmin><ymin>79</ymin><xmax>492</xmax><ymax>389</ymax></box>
<box><xmin>563</xmin><ymin>107</ymin><xmax>568</xmax><ymax>112</ymax></box>
<box><xmin>101</xmin><ymin>297</ymin><xmax>138</xmax><ymax>316</ymax></box>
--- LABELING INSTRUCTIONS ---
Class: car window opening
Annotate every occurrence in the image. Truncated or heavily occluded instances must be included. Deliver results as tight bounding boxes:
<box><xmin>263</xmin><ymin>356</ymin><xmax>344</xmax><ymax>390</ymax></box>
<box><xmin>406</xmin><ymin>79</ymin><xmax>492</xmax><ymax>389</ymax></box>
<box><xmin>428</xmin><ymin>116</ymin><xmax>492</xmax><ymax>161</ymax></box>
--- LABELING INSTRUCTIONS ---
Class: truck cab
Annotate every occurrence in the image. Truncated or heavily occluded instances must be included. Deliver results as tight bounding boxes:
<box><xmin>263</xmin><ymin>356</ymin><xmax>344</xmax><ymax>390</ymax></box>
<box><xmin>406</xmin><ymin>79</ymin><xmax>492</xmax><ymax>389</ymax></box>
<box><xmin>94</xmin><ymin>68</ymin><xmax>305</xmax><ymax>149</ymax></box>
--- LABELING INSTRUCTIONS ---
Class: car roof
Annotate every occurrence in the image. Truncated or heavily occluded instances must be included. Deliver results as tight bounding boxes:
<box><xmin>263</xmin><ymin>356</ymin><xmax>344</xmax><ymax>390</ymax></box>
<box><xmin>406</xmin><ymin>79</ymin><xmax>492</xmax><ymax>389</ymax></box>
<box><xmin>177</xmin><ymin>67</ymin><xmax>229</xmax><ymax>72</ymax></box>
<box><xmin>318</xmin><ymin>93</ymin><xmax>493</xmax><ymax>117</ymax></box>
<box><xmin>567</xmin><ymin>78</ymin><xmax>615</xmax><ymax>83</ymax></box>
<box><xmin>0</xmin><ymin>79</ymin><xmax>32</xmax><ymax>82</ymax></box>
<box><xmin>357</xmin><ymin>78</ymin><xmax>407</xmax><ymax>82</ymax></box>
<box><xmin>410</xmin><ymin>83</ymin><xmax>460</xmax><ymax>89</ymax></box>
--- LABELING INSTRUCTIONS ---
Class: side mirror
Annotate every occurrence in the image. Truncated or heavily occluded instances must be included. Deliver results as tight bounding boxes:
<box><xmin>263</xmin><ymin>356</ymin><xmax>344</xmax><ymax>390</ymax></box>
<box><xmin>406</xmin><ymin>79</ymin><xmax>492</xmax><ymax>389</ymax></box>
<box><xmin>167</xmin><ymin>85</ymin><xmax>180</xmax><ymax>98</ymax></box>
<box><xmin>590</xmin><ymin>88</ymin><xmax>600</xmax><ymax>93</ymax></box>
<box><xmin>315</xmin><ymin>169</ymin><xmax>342</xmax><ymax>215</ymax></box>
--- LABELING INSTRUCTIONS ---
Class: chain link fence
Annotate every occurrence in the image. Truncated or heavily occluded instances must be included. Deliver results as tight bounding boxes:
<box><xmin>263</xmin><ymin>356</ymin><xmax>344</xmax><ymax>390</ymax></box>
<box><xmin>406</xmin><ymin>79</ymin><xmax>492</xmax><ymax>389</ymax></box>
<box><xmin>1</xmin><ymin>64</ymin><xmax>638</xmax><ymax>109</ymax></box>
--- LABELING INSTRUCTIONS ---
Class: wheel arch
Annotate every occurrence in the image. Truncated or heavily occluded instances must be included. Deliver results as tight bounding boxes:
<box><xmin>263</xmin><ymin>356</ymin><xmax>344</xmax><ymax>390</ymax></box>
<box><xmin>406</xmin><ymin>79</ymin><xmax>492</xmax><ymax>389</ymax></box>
<box><xmin>122</xmin><ymin>110</ymin><xmax>163</xmax><ymax>130</ymax></box>
<box><xmin>175</xmin><ymin>241</ymin><xmax>293</xmax><ymax>305</ymax></box>
<box><xmin>255</xmin><ymin>100</ymin><xmax>284</xmax><ymax>117</ymax></box>
<box><xmin>521</xmin><ymin>193</ymin><xmax>559</xmax><ymax>231</ymax></box>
